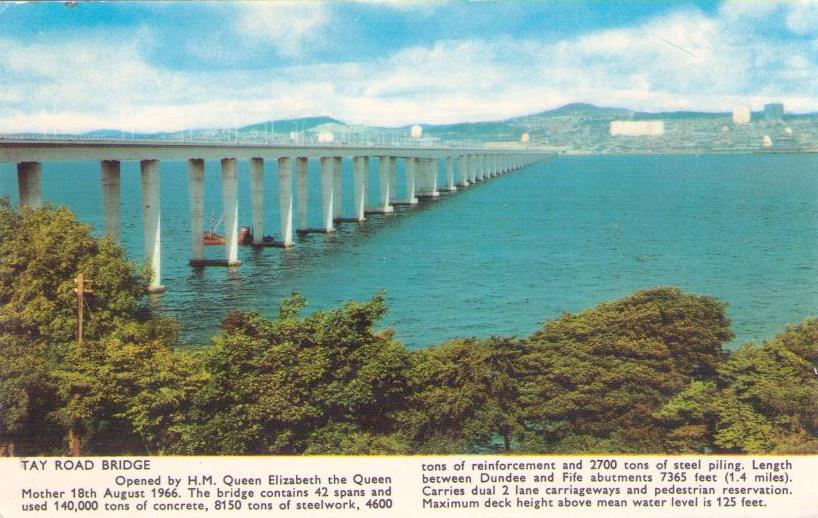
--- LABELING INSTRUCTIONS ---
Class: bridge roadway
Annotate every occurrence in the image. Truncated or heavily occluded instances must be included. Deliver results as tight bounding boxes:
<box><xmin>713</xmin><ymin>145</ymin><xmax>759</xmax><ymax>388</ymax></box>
<box><xmin>1</xmin><ymin>138</ymin><xmax>550</xmax><ymax>293</ymax></box>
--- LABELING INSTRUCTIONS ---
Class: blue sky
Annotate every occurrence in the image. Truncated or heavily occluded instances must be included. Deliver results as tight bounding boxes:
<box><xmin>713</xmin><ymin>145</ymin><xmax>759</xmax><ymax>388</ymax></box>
<box><xmin>1</xmin><ymin>1</ymin><xmax>816</xmax><ymax>132</ymax></box>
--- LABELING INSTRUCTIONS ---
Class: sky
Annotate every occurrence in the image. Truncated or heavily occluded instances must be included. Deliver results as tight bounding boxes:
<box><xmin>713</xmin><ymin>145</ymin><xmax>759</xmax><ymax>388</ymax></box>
<box><xmin>1</xmin><ymin>0</ymin><xmax>818</xmax><ymax>133</ymax></box>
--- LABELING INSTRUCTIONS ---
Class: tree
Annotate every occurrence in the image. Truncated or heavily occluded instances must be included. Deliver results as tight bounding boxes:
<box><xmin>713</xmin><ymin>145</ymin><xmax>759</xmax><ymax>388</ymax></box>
<box><xmin>652</xmin><ymin>380</ymin><xmax>720</xmax><ymax>453</ymax></box>
<box><xmin>712</xmin><ymin>319</ymin><xmax>818</xmax><ymax>453</ymax></box>
<box><xmin>400</xmin><ymin>337</ymin><xmax>527</xmax><ymax>453</ymax></box>
<box><xmin>0</xmin><ymin>200</ymin><xmax>191</xmax><ymax>455</ymax></box>
<box><xmin>519</xmin><ymin>287</ymin><xmax>732</xmax><ymax>452</ymax></box>
<box><xmin>177</xmin><ymin>294</ymin><xmax>411</xmax><ymax>454</ymax></box>
<box><xmin>0</xmin><ymin>200</ymin><xmax>146</xmax><ymax>346</ymax></box>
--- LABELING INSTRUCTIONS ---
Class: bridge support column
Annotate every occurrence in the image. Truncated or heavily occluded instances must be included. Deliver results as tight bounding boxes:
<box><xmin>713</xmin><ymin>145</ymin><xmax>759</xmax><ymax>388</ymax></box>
<box><xmin>470</xmin><ymin>155</ymin><xmax>478</xmax><ymax>183</ymax></box>
<box><xmin>188</xmin><ymin>159</ymin><xmax>204</xmax><ymax>264</ymax></box>
<box><xmin>442</xmin><ymin>156</ymin><xmax>456</xmax><ymax>192</ymax></box>
<box><xmin>368</xmin><ymin>156</ymin><xmax>393</xmax><ymax>214</ymax></box>
<box><xmin>333</xmin><ymin>157</ymin><xmax>343</xmax><ymax>220</ymax></box>
<box><xmin>140</xmin><ymin>159</ymin><xmax>165</xmax><ymax>293</ymax></box>
<box><xmin>277</xmin><ymin>157</ymin><xmax>294</xmax><ymax>246</ymax></box>
<box><xmin>417</xmin><ymin>159</ymin><xmax>439</xmax><ymax>198</ymax></box>
<box><xmin>100</xmin><ymin>160</ymin><xmax>120</xmax><ymax>241</ymax></box>
<box><xmin>17</xmin><ymin>162</ymin><xmax>42</xmax><ymax>208</ymax></box>
<box><xmin>405</xmin><ymin>158</ymin><xmax>418</xmax><ymax>204</ymax></box>
<box><xmin>431</xmin><ymin>159</ymin><xmax>440</xmax><ymax>195</ymax></box>
<box><xmin>458</xmin><ymin>155</ymin><xmax>469</xmax><ymax>187</ymax></box>
<box><xmin>414</xmin><ymin>158</ymin><xmax>427</xmax><ymax>193</ymax></box>
<box><xmin>351</xmin><ymin>156</ymin><xmax>367</xmax><ymax>222</ymax></box>
<box><xmin>250</xmin><ymin>158</ymin><xmax>265</xmax><ymax>244</ymax></box>
<box><xmin>389</xmin><ymin>157</ymin><xmax>398</xmax><ymax>202</ymax></box>
<box><xmin>221</xmin><ymin>158</ymin><xmax>240</xmax><ymax>266</ymax></box>
<box><xmin>296</xmin><ymin>157</ymin><xmax>309</xmax><ymax>232</ymax></box>
<box><xmin>320</xmin><ymin>157</ymin><xmax>335</xmax><ymax>232</ymax></box>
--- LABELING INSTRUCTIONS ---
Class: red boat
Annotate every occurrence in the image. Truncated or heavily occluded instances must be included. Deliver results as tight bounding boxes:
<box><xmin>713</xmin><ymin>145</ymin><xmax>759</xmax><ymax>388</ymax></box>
<box><xmin>202</xmin><ymin>219</ymin><xmax>253</xmax><ymax>246</ymax></box>
<box><xmin>203</xmin><ymin>230</ymin><xmax>224</xmax><ymax>245</ymax></box>
<box><xmin>203</xmin><ymin>215</ymin><xmax>225</xmax><ymax>245</ymax></box>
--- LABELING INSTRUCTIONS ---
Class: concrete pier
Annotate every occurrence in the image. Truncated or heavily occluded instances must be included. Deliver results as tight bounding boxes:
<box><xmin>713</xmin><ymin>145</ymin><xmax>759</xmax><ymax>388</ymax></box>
<box><xmin>296</xmin><ymin>157</ymin><xmax>309</xmax><ymax>231</ymax></box>
<box><xmin>352</xmin><ymin>156</ymin><xmax>367</xmax><ymax>221</ymax></box>
<box><xmin>406</xmin><ymin>157</ymin><xmax>418</xmax><ymax>204</ymax></box>
<box><xmin>250</xmin><ymin>157</ymin><xmax>265</xmax><ymax>243</ymax></box>
<box><xmin>277</xmin><ymin>157</ymin><xmax>294</xmax><ymax>246</ymax></box>
<box><xmin>389</xmin><ymin>156</ymin><xmax>398</xmax><ymax>201</ymax></box>
<box><xmin>188</xmin><ymin>158</ymin><xmax>204</xmax><ymax>264</ymax></box>
<box><xmin>140</xmin><ymin>159</ymin><xmax>165</xmax><ymax>293</ymax></box>
<box><xmin>416</xmin><ymin>158</ymin><xmax>439</xmax><ymax>198</ymax></box>
<box><xmin>429</xmin><ymin>159</ymin><xmax>439</xmax><ymax>195</ymax></box>
<box><xmin>320</xmin><ymin>156</ymin><xmax>335</xmax><ymax>232</ymax></box>
<box><xmin>100</xmin><ymin>160</ymin><xmax>120</xmax><ymax>241</ymax></box>
<box><xmin>441</xmin><ymin>156</ymin><xmax>456</xmax><ymax>192</ymax></box>
<box><xmin>366</xmin><ymin>156</ymin><xmax>394</xmax><ymax>214</ymax></box>
<box><xmin>221</xmin><ymin>158</ymin><xmax>240</xmax><ymax>266</ymax></box>
<box><xmin>394</xmin><ymin>157</ymin><xmax>418</xmax><ymax>205</ymax></box>
<box><xmin>458</xmin><ymin>155</ymin><xmax>470</xmax><ymax>187</ymax></box>
<box><xmin>332</xmin><ymin>156</ymin><xmax>343</xmax><ymax>220</ymax></box>
<box><xmin>16</xmin><ymin>161</ymin><xmax>42</xmax><ymax>208</ymax></box>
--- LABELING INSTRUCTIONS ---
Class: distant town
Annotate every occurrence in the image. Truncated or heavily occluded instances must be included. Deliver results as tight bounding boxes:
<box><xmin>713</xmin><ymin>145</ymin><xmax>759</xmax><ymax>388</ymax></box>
<box><xmin>4</xmin><ymin>102</ymin><xmax>816</xmax><ymax>155</ymax></box>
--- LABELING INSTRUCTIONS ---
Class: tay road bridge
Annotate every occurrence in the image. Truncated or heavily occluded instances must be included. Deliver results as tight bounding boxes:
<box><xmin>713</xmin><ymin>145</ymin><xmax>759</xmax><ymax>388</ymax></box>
<box><xmin>1</xmin><ymin>138</ymin><xmax>550</xmax><ymax>293</ymax></box>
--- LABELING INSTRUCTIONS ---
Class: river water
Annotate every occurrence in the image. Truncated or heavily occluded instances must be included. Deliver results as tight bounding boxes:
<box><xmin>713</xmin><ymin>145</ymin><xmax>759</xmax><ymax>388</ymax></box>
<box><xmin>2</xmin><ymin>153</ymin><xmax>816</xmax><ymax>348</ymax></box>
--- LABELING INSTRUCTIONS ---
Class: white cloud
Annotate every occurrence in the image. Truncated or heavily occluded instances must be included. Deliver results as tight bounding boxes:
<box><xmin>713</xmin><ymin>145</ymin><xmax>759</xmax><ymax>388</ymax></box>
<box><xmin>784</xmin><ymin>1</ymin><xmax>818</xmax><ymax>35</ymax></box>
<box><xmin>235</xmin><ymin>2</ymin><xmax>331</xmax><ymax>57</ymax></box>
<box><xmin>3</xmin><ymin>3</ymin><xmax>818</xmax><ymax>133</ymax></box>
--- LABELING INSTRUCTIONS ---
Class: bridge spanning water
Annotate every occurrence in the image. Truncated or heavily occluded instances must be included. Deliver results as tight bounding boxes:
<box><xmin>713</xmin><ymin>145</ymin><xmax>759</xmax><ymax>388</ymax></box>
<box><xmin>1</xmin><ymin>139</ymin><xmax>549</xmax><ymax>293</ymax></box>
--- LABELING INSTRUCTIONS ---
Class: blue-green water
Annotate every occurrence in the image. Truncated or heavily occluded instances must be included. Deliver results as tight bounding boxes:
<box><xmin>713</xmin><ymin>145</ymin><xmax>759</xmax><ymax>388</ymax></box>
<box><xmin>1</xmin><ymin>154</ymin><xmax>817</xmax><ymax>348</ymax></box>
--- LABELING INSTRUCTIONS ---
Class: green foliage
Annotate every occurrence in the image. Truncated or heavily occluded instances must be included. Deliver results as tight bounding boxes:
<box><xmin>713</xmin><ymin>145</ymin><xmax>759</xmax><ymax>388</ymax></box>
<box><xmin>519</xmin><ymin>287</ymin><xmax>732</xmax><ymax>452</ymax></box>
<box><xmin>712</xmin><ymin>320</ymin><xmax>818</xmax><ymax>453</ymax></box>
<box><xmin>0</xmin><ymin>334</ymin><xmax>61</xmax><ymax>454</ymax></box>
<box><xmin>177</xmin><ymin>294</ymin><xmax>411</xmax><ymax>454</ymax></box>
<box><xmin>400</xmin><ymin>337</ymin><xmax>527</xmax><ymax>453</ymax></box>
<box><xmin>0</xmin><ymin>199</ymin><xmax>146</xmax><ymax>345</ymax></box>
<box><xmin>0</xmin><ymin>200</ymin><xmax>191</xmax><ymax>455</ymax></box>
<box><xmin>653</xmin><ymin>380</ymin><xmax>720</xmax><ymax>452</ymax></box>
<box><xmin>303</xmin><ymin>423</ymin><xmax>410</xmax><ymax>455</ymax></box>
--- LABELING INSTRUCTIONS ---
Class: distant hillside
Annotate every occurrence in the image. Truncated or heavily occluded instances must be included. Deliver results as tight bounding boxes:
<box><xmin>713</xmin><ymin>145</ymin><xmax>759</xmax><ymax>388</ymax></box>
<box><xmin>635</xmin><ymin>110</ymin><xmax>729</xmax><ymax>120</ymax></box>
<box><xmin>20</xmin><ymin>103</ymin><xmax>816</xmax><ymax>155</ymax></box>
<box><xmin>240</xmin><ymin>116</ymin><xmax>344</xmax><ymax>133</ymax></box>
<box><xmin>526</xmin><ymin>102</ymin><xmax>632</xmax><ymax>118</ymax></box>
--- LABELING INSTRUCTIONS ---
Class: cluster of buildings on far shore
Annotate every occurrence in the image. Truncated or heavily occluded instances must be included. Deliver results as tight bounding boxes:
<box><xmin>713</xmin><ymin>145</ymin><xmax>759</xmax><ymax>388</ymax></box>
<box><xmin>595</xmin><ymin>102</ymin><xmax>810</xmax><ymax>154</ymax></box>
